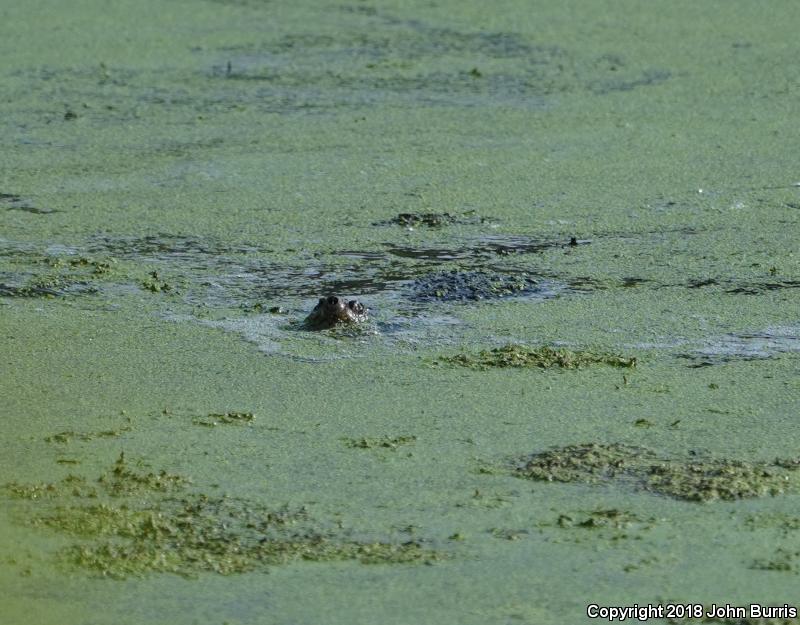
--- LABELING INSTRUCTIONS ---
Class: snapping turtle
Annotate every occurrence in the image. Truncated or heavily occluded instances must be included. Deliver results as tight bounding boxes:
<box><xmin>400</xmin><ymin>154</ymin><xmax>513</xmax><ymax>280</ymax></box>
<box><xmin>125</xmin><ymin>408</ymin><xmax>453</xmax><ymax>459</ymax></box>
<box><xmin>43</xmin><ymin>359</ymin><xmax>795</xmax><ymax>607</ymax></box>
<box><xmin>303</xmin><ymin>295</ymin><xmax>368</xmax><ymax>330</ymax></box>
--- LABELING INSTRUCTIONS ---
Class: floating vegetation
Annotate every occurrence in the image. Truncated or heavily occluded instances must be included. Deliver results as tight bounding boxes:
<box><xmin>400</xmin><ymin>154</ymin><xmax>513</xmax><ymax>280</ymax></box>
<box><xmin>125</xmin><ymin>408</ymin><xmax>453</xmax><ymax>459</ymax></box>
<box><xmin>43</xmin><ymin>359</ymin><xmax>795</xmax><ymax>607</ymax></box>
<box><xmin>99</xmin><ymin>453</ymin><xmax>190</xmax><ymax>497</ymax></box>
<box><xmin>541</xmin><ymin>508</ymin><xmax>657</xmax><ymax>544</ymax></box>
<box><xmin>6</xmin><ymin>482</ymin><xmax>61</xmax><ymax>500</ymax></box>
<box><xmin>381</xmin><ymin>212</ymin><xmax>459</xmax><ymax>228</ymax></box>
<box><xmin>745</xmin><ymin>512</ymin><xmax>800</xmax><ymax>533</ymax></box>
<box><xmin>343</xmin><ymin>436</ymin><xmax>417</xmax><ymax>450</ymax></box>
<box><xmin>375</xmin><ymin>211</ymin><xmax>492</xmax><ymax>228</ymax></box>
<box><xmin>0</xmin><ymin>192</ymin><xmax>57</xmax><ymax>214</ymax></box>
<box><xmin>43</xmin><ymin>256</ymin><xmax>114</xmax><ymax>275</ymax></box>
<box><xmin>646</xmin><ymin>460</ymin><xmax>787</xmax><ymax>502</ymax></box>
<box><xmin>45</xmin><ymin>425</ymin><xmax>131</xmax><ymax>444</ymax></box>
<box><xmin>212</xmin><ymin>11</ymin><xmax>669</xmax><ymax>113</ymax></box>
<box><xmin>0</xmin><ymin>275</ymin><xmax>97</xmax><ymax>298</ymax></box>
<box><xmin>552</xmin><ymin>508</ymin><xmax>652</xmax><ymax>531</ymax></box>
<box><xmin>193</xmin><ymin>411</ymin><xmax>255</xmax><ymax>427</ymax></box>
<box><xmin>0</xmin><ymin>255</ymin><xmax>114</xmax><ymax>298</ymax></box>
<box><xmin>726</xmin><ymin>280</ymin><xmax>800</xmax><ymax>295</ymax></box>
<box><xmin>383</xmin><ymin>235</ymin><xmax>571</xmax><ymax>262</ymax></box>
<box><xmin>87</xmin><ymin>234</ymin><xmax>256</xmax><ymax>258</ymax></box>
<box><xmin>4</xmin><ymin>454</ymin><xmax>442</xmax><ymax>578</ymax></box>
<box><xmin>141</xmin><ymin>270</ymin><xmax>174</xmax><ymax>293</ymax></box>
<box><xmin>240</xmin><ymin>303</ymin><xmax>287</xmax><ymax>314</ymax></box>
<box><xmin>412</xmin><ymin>270</ymin><xmax>541</xmax><ymax>302</ymax></box>
<box><xmin>0</xmin><ymin>281</ymin><xmax>59</xmax><ymax>298</ymax></box>
<box><xmin>488</xmin><ymin>527</ymin><xmax>528</xmax><ymax>541</ymax></box>
<box><xmin>751</xmin><ymin>548</ymin><xmax>800</xmax><ymax>575</ymax></box>
<box><xmin>683</xmin><ymin>326</ymin><xmax>800</xmax><ymax>366</ymax></box>
<box><xmin>439</xmin><ymin>344</ymin><xmax>637</xmax><ymax>370</ymax></box>
<box><xmin>514</xmin><ymin>443</ymin><xmax>799</xmax><ymax>502</ymax></box>
<box><xmin>517</xmin><ymin>443</ymin><xmax>640</xmax><ymax>484</ymax></box>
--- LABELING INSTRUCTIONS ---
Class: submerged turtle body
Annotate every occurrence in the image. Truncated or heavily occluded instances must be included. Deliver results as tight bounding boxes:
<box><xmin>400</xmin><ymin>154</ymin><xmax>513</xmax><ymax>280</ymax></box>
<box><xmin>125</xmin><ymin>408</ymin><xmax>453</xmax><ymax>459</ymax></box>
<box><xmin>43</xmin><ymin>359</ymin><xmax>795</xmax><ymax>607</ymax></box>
<box><xmin>303</xmin><ymin>295</ymin><xmax>368</xmax><ymax>330</ymax></box>
<box><xmin>411</xmin><ymin>270</ymin><xmax>540</xmax><ymax>302</ymax></box>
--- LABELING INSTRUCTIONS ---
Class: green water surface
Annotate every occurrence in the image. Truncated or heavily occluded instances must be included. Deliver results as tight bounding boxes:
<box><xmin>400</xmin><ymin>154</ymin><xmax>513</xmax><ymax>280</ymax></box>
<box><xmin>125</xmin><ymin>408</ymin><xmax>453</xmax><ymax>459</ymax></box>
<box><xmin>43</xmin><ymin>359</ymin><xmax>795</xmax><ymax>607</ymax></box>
<box><xmin>2</xmin><ymin>1</ymin><xmax>799</xmax><ymax>623</ymax></box>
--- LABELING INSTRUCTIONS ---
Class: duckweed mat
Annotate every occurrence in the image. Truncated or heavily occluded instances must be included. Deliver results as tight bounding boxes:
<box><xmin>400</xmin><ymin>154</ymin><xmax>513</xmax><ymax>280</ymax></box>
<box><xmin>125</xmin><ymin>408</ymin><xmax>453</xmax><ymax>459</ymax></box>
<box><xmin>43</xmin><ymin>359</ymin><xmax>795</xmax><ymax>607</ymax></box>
<box><xmin>515</xmin><ymin>443</ymin><xmax>800</xmax><ymax>502</ymax></box>
<box><xmin>4</xmin><ymin>454</ymin><xmax>442</xmax><ymax>579</ymax></box>
<box><xmin>439</xmin><ymin>344</ymin><xmax>637</xmax><ymax>370</ymax></box>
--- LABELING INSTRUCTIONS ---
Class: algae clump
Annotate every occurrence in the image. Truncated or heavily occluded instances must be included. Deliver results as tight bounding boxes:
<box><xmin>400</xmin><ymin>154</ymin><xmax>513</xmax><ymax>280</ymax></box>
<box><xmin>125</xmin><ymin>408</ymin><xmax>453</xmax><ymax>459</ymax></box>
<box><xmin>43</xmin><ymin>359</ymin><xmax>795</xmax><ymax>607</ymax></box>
<box><xmin>45</xmin><ymin>425</ymin><xmax>131</xmax><ymax>444</ymax></box>
<box><xmin>0</xmin><ymin>254</ymin><xmax>114</xmax><ymax>298</ymax></box>
<box><xmin>412</xmin><ymin>271</ymin><xmax>540</xmax><ymax>302</ymax></box>
<box><xmin>440</xmin><ymin>344</ymin><xmax>637</xmax><ymax>370</ymax></box>
<box><xmin>343</xmin><ymin>435</ymin><xmax>417</xmax><ymax>450</ymax></box>
<box><xmin>141</xmin><ymin>270</ymin><xmax>174</xmax><ymax>293</ymax></box>
<box><xmin>387</xmin><ymin>212</ymin><xmax>458</xmax><ymax>227</ymax></box>
<box><xmin>515</xmin><ymin>443</ymin><xmax>798</xmax><ymax>502</ymax></box>
<box><xmin>4</xmin><ymin>454</ymin><xmax>442</xmax><ymax>578</ymax></box>
<box><xmin>193</xmin><ymin>411</ymin><xmax>255</xmax><ymax>427</ymax></box>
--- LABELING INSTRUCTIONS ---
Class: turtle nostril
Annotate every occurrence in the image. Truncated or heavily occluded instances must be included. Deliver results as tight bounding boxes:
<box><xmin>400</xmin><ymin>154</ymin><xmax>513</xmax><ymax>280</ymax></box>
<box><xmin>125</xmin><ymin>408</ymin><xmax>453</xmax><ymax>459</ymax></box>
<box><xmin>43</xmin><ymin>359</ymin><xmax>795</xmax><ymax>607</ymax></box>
<box><xmin>327</xmin><ymin>296</ymin><xmax>338</xmax><ymax>305</ymax></box>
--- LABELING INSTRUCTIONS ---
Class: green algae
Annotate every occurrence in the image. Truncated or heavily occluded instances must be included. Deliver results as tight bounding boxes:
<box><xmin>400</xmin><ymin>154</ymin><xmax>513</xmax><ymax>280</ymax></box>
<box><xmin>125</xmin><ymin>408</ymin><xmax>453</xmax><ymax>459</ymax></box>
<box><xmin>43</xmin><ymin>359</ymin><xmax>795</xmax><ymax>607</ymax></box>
<box><xmin>515</xmin><ymin>443</ymin><xmax>798</xmax><ymax>502</ymax></box>
<box><xmin>551</xmin><ymin>507</ymin><xmax>654</xmax><ymax>532</ymax></box>
<box><xmin>192</xmin><ymin>411</ymin><xmax>255</xmax><ymax>427</ymax></box>
<box><xmin>6</xmin><ymin>475</ymin><xmax>98</xmax><ymax>500</ymax></box>
<box><xmin>52</xmin><ymin>497</ymin><xmax>439</xmax><ymax>579</ymax></box>
<box><xmin>240</xmin><ymin>303</ymin><xmax>286</xmax><ymax>314</ymax></box>
<box><xmin>0</xmin><ymin>275</ymin><xmax>96</xmax><ymax>298</ymax></box>
<box><xmin>6</xmin><ymin>482</ymin><xmax>61</xmax><ymax>500</ymax></box>
<box><xmin>98</xmin><ymin>453</ymin><xmax>190</xmax><ymax>497</ymax></box>
<box><xmin>140</xmin><ymin>270</ymin><xmax>174</xmax><ymax>294</ymax></box>
<box><xmin>647</xmin><ymin>460</ymin><xmax>788</xmax><ymax>502</ymax></box>
<box><xmin>64</xmin><ymin>533</ymin><xmax>438</xmax><ymax>579</ymax></box>
<box><xmin>744</xmin><ymin>513</ymin><xmax>800</xmax><ymax>580</ymax></box>
<box><xmin>0</xmin><ymin>254</ymin><xmax>115</xmax><ymax>298</ymax></box>
<box><xmin>375</xmin><ymin>211</ymin><xmax>489</xmax><ymax>228</ymax></box>
<box><xmin>535</xmin><ymin>508</ymin><xmax>658</xmax><ymax>546</ymax></box>
<box><xmin>745</xmin><ymin>512</ymin><xmax>800</xmax><ymax>533</ymax></box>
<box><xmin>488</xmin><ymin>527</ymin><xmax>528</xmax><ymax>541</ymax></box>
<box><xmin>384</xmin><ymin>212</ymin><xmax>459</xmax><ymax>228</ymax></box>
<box><xmin>515</xmin><ymin>443</ymin><xmax>639</xmax><ymax>483</ymax></box>
<box><xmin>45</xmin><ymin>425</ymin><xmax>131</xmax><ymax>444</ymax></box>
<box><xmin>43</xmin><ymin>256</ymin><xmax>114</xmax><ymax>276</ymax></box>
<box><xmin>5</xmin><ymin>454</ymin><xmax>442</xmax><ymax>579</ymax></box>
<box><xmin>412</xmin><ymin>270</ymin><xmax>540</xmax><ymax>301</ymax></box>
<box><xmin>489</xmin><ymin>507</ymin><xmax>658</xmax><ymax>544</ymax></box>
<box><xmin>439</xmin><ymin>344</ymin><xmax>637</xmax><ymax>370</ymax></box>
<box><xmin>343</xmin><ymin>435</ymin><xmax>417</xmax><ymax>450</ymax></box>
<box><xmin>2</xmin><ymin>0</ymin><xmax>800</xmax><ymax>621</ymax></box>
<box><xmin>751</xmin><ymin>548</ymin><xmax>800</xmax><ymax>575</ymax></box>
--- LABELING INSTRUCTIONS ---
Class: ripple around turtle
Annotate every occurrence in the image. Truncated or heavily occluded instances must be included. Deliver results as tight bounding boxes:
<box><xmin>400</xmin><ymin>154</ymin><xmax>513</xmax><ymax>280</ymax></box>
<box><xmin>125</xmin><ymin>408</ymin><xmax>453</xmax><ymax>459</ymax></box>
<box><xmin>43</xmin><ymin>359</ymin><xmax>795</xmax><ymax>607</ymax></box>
<box><xmin>160</xmin><ymin>275</ymin><xmax>567</xmax><ymax>361</ymax></box>
<box><xmin>1</xmin><ymin>235</ymin><xmax>573</xmax><ymax>359</ymax></box>
<box><xmin>169</xmin><ymin>264</ymin><xmax>570</xmax><ymax>359</ymax></box>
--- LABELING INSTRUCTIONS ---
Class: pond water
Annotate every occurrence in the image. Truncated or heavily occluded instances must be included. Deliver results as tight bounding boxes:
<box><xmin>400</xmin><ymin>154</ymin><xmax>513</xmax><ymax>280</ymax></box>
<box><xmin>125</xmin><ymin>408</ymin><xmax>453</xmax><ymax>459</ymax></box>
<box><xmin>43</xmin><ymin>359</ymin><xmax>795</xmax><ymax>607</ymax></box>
<box><xmin>2</xmin><ymin>1</ymin><xmax>799</xmax><ymax>623</ymax></box>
